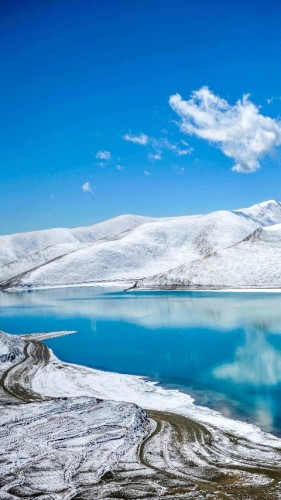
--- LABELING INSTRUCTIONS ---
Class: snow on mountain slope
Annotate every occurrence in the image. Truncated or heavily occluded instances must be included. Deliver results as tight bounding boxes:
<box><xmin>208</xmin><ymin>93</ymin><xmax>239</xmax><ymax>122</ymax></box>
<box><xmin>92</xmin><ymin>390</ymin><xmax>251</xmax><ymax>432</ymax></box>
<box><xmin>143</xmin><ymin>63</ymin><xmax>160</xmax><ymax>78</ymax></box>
<box><xmin>137</xmin><ymin>223</ymin><xmax>281</xmax><ymax>289</ymax></box>
<box><xmin>0</xmin><ymin>242</ymin><xmax>82</xmax><ymax>284</ymax></box>
<box><xmin>0</xmin><ymin>214</ymin><xmax>151</xmax><ymax>264</ymax></box>
<box><xmin>6</xmin><ymin>209</ymin><xmax>268</xmax><ymax>288</ymax></box>
<box><xmin>234</xmin><ymin>200</ymin><xmax>281</xmax><ymax>227</ymax></box>
<box><xmin>0</xmin><ymin>215</ymin><xmax>153</xmax><ymax>284</ymax></box>
<box><xmin>1</xmin><ymin>200</ymin><xmax>281</xmax><ymax>289</ymax></box>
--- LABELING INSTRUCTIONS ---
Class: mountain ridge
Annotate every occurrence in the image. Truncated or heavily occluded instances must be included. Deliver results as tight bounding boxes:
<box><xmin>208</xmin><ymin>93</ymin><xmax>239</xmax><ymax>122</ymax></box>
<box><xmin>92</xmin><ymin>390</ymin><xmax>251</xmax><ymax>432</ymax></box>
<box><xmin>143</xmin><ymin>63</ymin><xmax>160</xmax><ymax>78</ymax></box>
<box><xmin>1</xmin><ymin>200</ymin><xmax>281</xmax><ymax>290</ymax></box>
<box><xmin>137</xmin><ymin>221</ymin><xmax>281</xmax><ymax>289</ymax></box>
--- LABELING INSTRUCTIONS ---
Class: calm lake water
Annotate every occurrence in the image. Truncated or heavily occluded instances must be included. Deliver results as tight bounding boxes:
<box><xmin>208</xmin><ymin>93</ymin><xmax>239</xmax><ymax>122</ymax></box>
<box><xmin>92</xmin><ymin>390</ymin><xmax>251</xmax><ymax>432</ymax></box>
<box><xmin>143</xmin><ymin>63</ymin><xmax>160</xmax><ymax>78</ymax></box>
<box><xmin>1</xmin><ymin>287</ymin><xmax>281</xmax><ymax>435</ymax></box>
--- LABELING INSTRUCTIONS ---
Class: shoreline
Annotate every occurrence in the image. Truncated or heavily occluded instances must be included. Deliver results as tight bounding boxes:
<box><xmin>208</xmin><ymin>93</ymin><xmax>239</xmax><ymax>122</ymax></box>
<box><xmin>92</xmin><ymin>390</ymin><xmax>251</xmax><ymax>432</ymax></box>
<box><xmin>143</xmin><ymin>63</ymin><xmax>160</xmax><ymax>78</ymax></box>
<box><xmin>3</xmin><ymin>280</ymin><xmax>281</xmax><ymax>293</ymax></box>
<box><xmin>30</xmin><ymin>336</ymin><xmax>281</xmax><ymax>447</ymax></box>
<box><xmin>2</xmin><ymin>330</ymin><xmax>281</xmax><ymax>497</ymax></box>
<box><xmin>2</xmin><ymin>329</ymin><xmax>281</xmax><ymax>445</ymax></box>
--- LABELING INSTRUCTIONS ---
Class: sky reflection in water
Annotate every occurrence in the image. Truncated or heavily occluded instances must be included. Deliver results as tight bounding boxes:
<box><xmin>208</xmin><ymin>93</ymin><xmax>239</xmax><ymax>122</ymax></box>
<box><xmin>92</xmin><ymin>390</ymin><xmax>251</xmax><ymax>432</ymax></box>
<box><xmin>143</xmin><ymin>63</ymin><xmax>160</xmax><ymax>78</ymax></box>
<box><xmin>1</xmin><ymin>288</ymin><xmax>281</xmax><ymax>434</ymax></box>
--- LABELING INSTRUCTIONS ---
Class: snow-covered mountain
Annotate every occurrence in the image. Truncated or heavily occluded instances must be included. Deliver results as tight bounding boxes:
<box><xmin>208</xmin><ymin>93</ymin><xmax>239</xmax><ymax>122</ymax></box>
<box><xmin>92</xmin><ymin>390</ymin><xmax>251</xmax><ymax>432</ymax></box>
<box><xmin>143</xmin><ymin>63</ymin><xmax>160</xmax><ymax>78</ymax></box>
<box><xmin>138</xmin><ymin>222</ymin><xmax>281</xmax><ymax>289</ymax></box>
<box><xmin>0</xmin><ymin>215</ymin><xmax>153</xmax><ymax>285</ymax></box>
<box><xmin>232</xmin><ymin>199</ymin><xmax>281</xmax><ymax>227</ymax></box>
<box><xmin>1</xmin><ymin>200</ymin><xmax>281</xmax><ymax>289</ymax></box>
<box><xmin>0</xmin><ymin>214</ymin><xmax>152</xmax><ymax>264</ymax></box>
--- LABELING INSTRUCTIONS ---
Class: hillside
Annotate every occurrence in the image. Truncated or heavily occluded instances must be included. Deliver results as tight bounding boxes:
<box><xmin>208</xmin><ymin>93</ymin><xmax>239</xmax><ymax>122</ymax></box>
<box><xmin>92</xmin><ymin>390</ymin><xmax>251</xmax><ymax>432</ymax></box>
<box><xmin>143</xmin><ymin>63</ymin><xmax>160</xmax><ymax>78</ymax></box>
<box><xmin>137</xmin><ymin>222</ymin><xmax>281</xmax><ymax>289</ymax></box>
<box><xmin>1</xmin><ymin>200</ymin><xmax>281</xmax><ymax>289</ymax></box>
<box><xmin>0</xmin><ymin>215</ymin><xmax>153</xmax><ymax>285</ymax></box>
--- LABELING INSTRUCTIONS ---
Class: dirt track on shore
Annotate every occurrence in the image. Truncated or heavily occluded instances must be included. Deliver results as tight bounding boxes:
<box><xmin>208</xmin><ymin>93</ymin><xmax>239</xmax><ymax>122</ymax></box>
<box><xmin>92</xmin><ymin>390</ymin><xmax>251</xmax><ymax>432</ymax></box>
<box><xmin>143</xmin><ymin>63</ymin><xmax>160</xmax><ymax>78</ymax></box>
<box><xmin>0</xmin><ymin>340</ymin><xmax>50</xmax><ymax>401</ymax></box>
<box><xmin>2</xmin><ymin>335</ymin><xmax>281</xmax><ymax>498</ymax></box>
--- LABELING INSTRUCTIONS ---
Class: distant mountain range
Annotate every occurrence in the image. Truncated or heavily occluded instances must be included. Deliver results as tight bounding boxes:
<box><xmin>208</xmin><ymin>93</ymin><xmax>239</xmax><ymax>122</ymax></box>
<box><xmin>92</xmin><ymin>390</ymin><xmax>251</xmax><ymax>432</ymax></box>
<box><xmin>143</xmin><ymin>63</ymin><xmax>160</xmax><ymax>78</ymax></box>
<box><xmin>1</xmin><ymin>200</ymin><xmax>281</xmax><ymax>290</ymax></box>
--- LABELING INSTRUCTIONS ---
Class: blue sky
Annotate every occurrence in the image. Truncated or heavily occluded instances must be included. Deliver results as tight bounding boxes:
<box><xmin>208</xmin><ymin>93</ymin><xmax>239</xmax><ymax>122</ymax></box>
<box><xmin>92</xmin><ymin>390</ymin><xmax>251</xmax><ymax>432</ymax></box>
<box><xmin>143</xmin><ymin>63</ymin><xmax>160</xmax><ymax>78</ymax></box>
<box><xmin>1</xmin><ymin>0</ymin><xmax>281</xmax><ymax>234</ymax></box>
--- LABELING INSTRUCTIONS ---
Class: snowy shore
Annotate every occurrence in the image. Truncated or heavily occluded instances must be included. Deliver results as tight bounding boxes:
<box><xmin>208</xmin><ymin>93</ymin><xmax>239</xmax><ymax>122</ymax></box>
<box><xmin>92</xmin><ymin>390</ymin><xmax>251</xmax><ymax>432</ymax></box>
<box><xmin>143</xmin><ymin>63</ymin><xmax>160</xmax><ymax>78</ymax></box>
<box><xmin>4</xmin><ymin>279</ymin><xmax>281</xmax><ymax>293</ymax></box>
<box><xmin>2</xmin><ymin>330</ymin><xmax>281</xmax><ymax>498</ymax></box>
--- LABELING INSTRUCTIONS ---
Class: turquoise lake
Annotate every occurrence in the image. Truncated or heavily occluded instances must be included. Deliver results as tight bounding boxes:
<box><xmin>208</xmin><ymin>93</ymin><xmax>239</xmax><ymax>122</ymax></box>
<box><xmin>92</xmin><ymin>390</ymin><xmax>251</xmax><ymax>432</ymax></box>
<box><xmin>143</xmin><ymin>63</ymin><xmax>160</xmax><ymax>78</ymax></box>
<box><xmin>1</xmin><ymin>287</ymin><xmax>281</xmax><ymax>435</ymax></box>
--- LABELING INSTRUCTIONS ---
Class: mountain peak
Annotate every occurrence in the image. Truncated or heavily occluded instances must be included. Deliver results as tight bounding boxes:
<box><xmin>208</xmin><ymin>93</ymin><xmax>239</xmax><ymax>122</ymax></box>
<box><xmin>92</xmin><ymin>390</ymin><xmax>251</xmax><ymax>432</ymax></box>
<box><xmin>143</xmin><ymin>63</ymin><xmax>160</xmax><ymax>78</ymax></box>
<box><xmin>255</xmin><ymin>199</ymin><xmax>281</xmax><ymax>208</ymax></box>
<box><xmin>234</xmin><ymin>200</ymin><xmax>281</xmax><ymax>227</ymax></box>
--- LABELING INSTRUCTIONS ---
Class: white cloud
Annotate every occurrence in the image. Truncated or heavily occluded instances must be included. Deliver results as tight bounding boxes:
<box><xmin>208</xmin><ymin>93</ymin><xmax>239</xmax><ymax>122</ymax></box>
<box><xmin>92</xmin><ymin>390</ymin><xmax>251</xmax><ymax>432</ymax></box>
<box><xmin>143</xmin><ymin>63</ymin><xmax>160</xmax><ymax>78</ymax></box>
<box><xmin>169</xmin><ymin>86</ymin><xmax>281</xmax><ymax>173</ymax></box>
<box><xmin>155</xmin><ymin>137</ymin><xmax>192</xmax><ymax>156</ymax></box>
<box><xmin>266</xmin><ymin>96</ymin><xmax>281</xmax><ymax>105</ymax></box>
<box><xmin>116</xmin><ymin>164</ymin><xmax>124</xmax><ymax>170</ymax></box>
<box><xmin>144</xmin><ymin>170</ymin><xmax>151</xmax><ymax>176</ymax></box>
<box><xmin>123</xmin><ymin>132</ymin><xmax>149</xmax><ymax>145</ymax></box>
<box><xmin>123</xmin><ymin>131</ymin><xmax>192</xmax><ymax>159</ymax></box>
<box><xmin>148</xmin><ymin>150</ymin><xmax>162</xmax><ymax>161</ymax></box>
<box><xmin>95</xmin><ymin>150</ymin><xmax>111</xmax><ymax>160</ymax></box>
<box><xmin>82</xmin><ymin>181</ymin><xmax>94</xmax><ymax>194</ymax></box>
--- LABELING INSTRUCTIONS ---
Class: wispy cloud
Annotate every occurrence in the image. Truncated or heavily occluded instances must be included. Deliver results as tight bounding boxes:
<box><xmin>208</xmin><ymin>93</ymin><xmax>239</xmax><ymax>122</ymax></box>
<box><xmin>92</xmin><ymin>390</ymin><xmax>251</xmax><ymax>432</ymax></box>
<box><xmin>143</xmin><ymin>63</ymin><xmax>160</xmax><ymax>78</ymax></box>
<box><xmin>172</xmin><ymin>165</ymin><xmax>185</xmax><ymax>175</ymax></box>
<box><xmin>169</xmin><ymin>86</ymin><xmax>281</xmax><ymax>173</ymax></box>
<box><xmin>82</xmin><ymin>181</ymin><xmax>94</xmax><ymax>194</ymax></box>
<box><xmin>144</xmin><ymin>170</ymin><xmax>151</xmax><ymax>176</ymax></box>
<box><xmin>123</xmin><ymin>132</ymin><xmax>149</xmax><ymax>145</ymax></box>
<box><xmin>116</xmin><ymin>164</ymin><xmax>124</xmax><ymax>170</ymax></box>
<box><xmin>266</xmin><ymin>96</ymin><xmax>281</xmax><ymax>105</ymax></box>
<box><xmin>123</xmin><ymin>130</ymin><xmax>192</xmax><ymax>160</ymax></box>
<box><xmin>155</xmin><ymin>137</ymin><xmax>192</xmax><ymax>156</ymax></box>
<box><xmin>148</xmin><ymin>150</ymin><xmax>162</xmax><ymax>161</ymax></box>
<box><xmin>95</xmin><ymin>150</ymin><xmax>111</xmax><ymax>160</ymax></box>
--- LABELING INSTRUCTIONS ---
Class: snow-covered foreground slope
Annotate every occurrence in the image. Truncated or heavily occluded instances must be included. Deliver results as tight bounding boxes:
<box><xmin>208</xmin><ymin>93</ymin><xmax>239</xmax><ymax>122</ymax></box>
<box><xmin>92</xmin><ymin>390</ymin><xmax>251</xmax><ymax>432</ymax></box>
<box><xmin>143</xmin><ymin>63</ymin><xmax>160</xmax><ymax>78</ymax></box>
<box><xmin>138</xmin><ymin>223</ymin><xmax>281</xmax><ymax>288</ymax></box>
<box><xmin>1</xmin><ymin>200</ymin><xmax>281</xmax><ymax>289</ymax></box>
<box><xmin>0</xmin><ymin>332</ymin><xmax>150</xmax><ymax>498</ymax></box>
<box><xmin>2</xmin><ymin>330</ymin><xmax>281</xmax><ymax>498</ymax></box>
